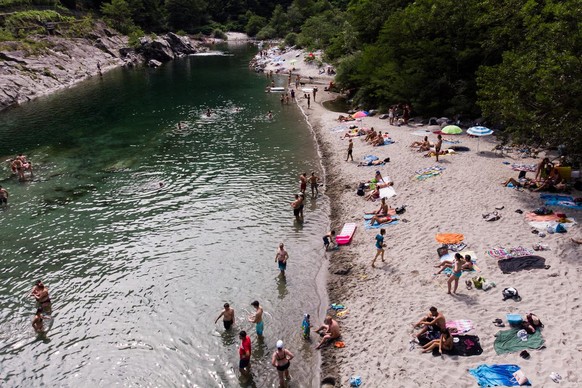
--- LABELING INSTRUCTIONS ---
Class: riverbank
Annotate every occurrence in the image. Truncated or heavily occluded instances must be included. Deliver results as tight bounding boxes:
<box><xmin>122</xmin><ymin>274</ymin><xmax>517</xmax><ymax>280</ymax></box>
<box><xmin>289</xmin><ymin>73</ymin><xmax>582</xmax><ymax>385</ymax></box>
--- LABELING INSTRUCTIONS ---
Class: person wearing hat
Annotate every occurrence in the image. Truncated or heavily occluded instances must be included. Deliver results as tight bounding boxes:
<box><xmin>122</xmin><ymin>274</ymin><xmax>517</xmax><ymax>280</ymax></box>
<box><xmin>271</xmin><ymin>339</ymin><xmax>294</xmax><ymax>386</ymax></box>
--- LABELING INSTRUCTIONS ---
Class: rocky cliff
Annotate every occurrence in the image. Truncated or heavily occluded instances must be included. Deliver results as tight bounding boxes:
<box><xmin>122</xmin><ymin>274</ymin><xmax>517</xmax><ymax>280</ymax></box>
<box><xmin>0</xmin><ymin>24</ymin><xmax>205</xmax><ymax>111</ymax></box>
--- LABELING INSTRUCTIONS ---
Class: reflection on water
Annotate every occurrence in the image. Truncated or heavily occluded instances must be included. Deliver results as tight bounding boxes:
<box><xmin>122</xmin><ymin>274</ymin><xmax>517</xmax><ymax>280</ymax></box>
<box><xmin>0</xmin><ymin>44</ymin><xmax>328</xmax><ymax>387</ymax></box>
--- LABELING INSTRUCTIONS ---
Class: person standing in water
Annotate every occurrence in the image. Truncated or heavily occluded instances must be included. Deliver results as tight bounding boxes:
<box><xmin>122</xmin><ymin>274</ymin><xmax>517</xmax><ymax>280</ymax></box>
<box><xmin>299</xmin><ymin>173</ymin><xmax>307</xmax><ymax>195</ymax></box>
<box><xmin>214</xmin><ymin>303</ymin><xmax>235</xmax><ymax>330</ymax></box>
<box><xmin>32</xmin><ymin>308</ymin><xmax>48</xmax><ymax>333</ymax></box>
<box><xmin>249</xmin><ymin>301</ymin><xmax>264</xmax><ymax>336</ymax></box>
<box><xmin>272</xmin><ymin>340</ymin><xmax>294</xmax><ymax>387</ymax></box>
<box><xmin>238</xmin><ymin>330</ymin><xmax>252</xmax><ymax>376</ymax></box>
<box><xmin>30</xmin><ymin>280</ymin><xmax>51</xmax><ymax>312</ymax></box>
<box><xmin>308</xmin><ymin>172</ymin><xmax>320</xmax><ymax>198</ymax></box>
<box><xmin>275</xmin><ymin>243</ymin><xmax>289</xmax><ymax>275</ymax></box>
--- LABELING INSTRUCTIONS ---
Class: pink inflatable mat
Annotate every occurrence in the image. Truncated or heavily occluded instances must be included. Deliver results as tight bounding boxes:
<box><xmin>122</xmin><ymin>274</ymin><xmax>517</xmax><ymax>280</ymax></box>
<box><xmin>336</xmin><ymin>223</ymin><xmax>357</xmax><ymax>245</ymax></box>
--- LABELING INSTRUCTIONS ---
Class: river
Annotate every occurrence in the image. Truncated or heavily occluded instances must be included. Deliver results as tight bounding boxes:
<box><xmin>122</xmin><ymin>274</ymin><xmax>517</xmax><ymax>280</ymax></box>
<box><xmin>0</xmin><ymin>43</ymin><xmax>329</xmax><ymax>387</ymax></box>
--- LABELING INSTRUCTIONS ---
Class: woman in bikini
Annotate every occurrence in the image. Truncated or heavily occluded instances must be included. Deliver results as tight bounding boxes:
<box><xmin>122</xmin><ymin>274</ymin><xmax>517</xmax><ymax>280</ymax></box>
<box><xmin>447</xmin><ymin>255</ymin><xmax>463</xmax><ymax>294</ymax></box>
<box><xmin>272</xmin><ymin>340</ymin><xmax>294</xmax><ymax>387</ymax></box>
<box><xmin>421</xmin><ymin>328</ymin><xmax>453</xmax><ymax>354</ymax></box>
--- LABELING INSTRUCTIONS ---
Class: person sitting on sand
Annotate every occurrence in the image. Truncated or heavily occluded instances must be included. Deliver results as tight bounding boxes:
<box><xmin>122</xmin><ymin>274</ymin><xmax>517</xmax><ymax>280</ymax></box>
<box><xmin>421</xmin><ymin>328</ymin><xmax>453</xmax><ymax>354</ymax></box>
<box><xmin>371</xmin><ymin>197</ymin><xmax>389</xmax><ymax>216</ymax></box>
<box><xmin>364</xmin><ymin>129</ymin><xmax>377</xmax><ymax>143</ymax></box>
<box><xmin>364</xmin><ymin>185</ymin><xmax>380</xmax><ymax>201</ymax></box>
<box><xmin>413</xmin><ymin>306</ymin><xmax>446</xmax><ymax>340</ymax></box>
<box><xmin>502</xmin><ymin>177</ymin><xmax>534</xmax><ymax>189</ymax></box>
<box><xmin>534</xmin><ymin>166</ymin><xmax>565</xmax><ymax>192</ymax></box>
<box><xmin>410</xmin><ymin>136</ymin><xmax>431</xmax><ymax>152</ymax></box>
<box><xmin>315</xmin><ymin>316</ymin><xmax>341</xmax><ymax>349</ymax></box>
<box><xmin>535</xmin><ymin>158</ymin><xmax>553</xmax><ymax>182</ymax></box>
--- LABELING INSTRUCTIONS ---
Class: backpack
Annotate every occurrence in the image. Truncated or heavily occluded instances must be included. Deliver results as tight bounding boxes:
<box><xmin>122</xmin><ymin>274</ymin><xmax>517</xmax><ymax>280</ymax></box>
<box><xmin>356</xmin><ymin>182</ymin><xmax>365</xmax><ymax>196</ymax></box>
<box><xmin>395</xmin><ymin>205</ymin><xmax>406</xmax><ymax>215</ymax></box>
<box><xmin>526</xmin><ymin>313</ymin><xmax>544</xmax><ymax>328</ymax></box>
<box><xmin>502</xmin><ymin>287</ymin><xmax>520</xmax><ymax>301</ymax></box>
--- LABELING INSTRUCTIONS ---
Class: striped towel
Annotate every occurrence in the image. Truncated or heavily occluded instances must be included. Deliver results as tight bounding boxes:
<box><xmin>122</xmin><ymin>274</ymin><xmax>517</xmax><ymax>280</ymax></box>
<box><xmin>446</xmin><ymin>320</ymin><xmax>474</xmax><ymax>335</ymax></box>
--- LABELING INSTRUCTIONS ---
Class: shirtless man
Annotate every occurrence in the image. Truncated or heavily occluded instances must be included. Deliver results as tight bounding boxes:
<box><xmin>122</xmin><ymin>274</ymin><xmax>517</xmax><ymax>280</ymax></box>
<box><xmin>299</xmin><ymin>173</ymin><xmax>307</xmax><ymax>195</ymax></box>
<box><xmin>413</xmin><ymin>306</ymin><xmax>446</xmax><ymax>340</ymax></box>
<box><xmin>291</xmin><ymin>194</ymin><xmax>302</xmax><ymax>222</ymax></box>
<box><xmin>215</xmin><ymin>303</ymin><xmax>235</xmax><ymax>330</ymax></box>
<box><xmin>275</xmin><ymin>243</ymin><xmax>289</xmax><ymax>275</ymax></box>
<box><xmin>373</xmin><ymin>197</ymin><xmax>389</xmax><ymax>216</ymax></box>
<box><xmin>308</xmin><ymin>172</ymin><xmax>320</xmax><ymax>198</ymax></box>
<box><xmin>0</xmin><ymin>185</ymin><xmax>8</xmax><ymax>209</ymax></box>
<box><xmin>315</xmin><ymin>316</ymin><xmax>341</xmax><ymax>349</ymax></box>
<box><xmin>346</xmin><ymin>139</ymin><xmax>354</xmax><ymax>161</ymax></box>
<box><xmin>30</xmin><ymin>280</ymin><xmax>51</xmax><ymax>312</ymax></box>
<box><xmin>32</xmin><ymin>308</ymin><xmax>48</xmax><ymax>333</ymax></box>
<box><xmin>11</xmin><ymin>158</ymin><xmax>25</xmax><ymax>181</ymax></box>
<box><xmin>249</xmin><ymin>301</ymin><xmax>264</xmax><ymax>336</ymax></box>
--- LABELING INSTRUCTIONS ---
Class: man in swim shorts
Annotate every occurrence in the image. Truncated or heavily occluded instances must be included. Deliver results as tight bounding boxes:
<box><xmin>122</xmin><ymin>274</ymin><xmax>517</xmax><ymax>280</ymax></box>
<box><xmin>238</xmin><ymin>330</ymin><xmax>252</xmax><ymax>376</ymax></box>
<box><xmin>249</xmin><ymin>301</ymin><xmax>264</xmax><ymax>336</ymax></box>
<box><xmin>315</xmin><ymin>316</ymin><xmax>341</xmax><ymax>349</ymax></box>
<box><xmin>308</xmin><ymin>172</ymin><xmax>320</xmax><ymax>198</ymax></box>
<box><xmin>371</xmin><ymin>228</ymin><xmax>387</xmax><ymax>268</ymax></box>
<box><xmin>323</xmin><ymin>231</ymin><xmax>336</xmax><ymax>251</ymax></box>
<box><xmin>30</xmin><ymin>280</ymin><xmax>51</xmax><ymax>313</ymax></box>
<box><xmin>215</xmin><ymin>303</ymin><xmax>235</xmax><ymax>330</ymax></box>
<box><xmin>413</xmin><ymin>306</ymin><xmax>446</xmax><ymax>340</ymax></box>
<box><xmin>0</xmin><ymin>185</ymin><xmax>8</xmax><ymax>209</ymax></box>
<box><xmin>275</xmin><ymin>243</ymin><xmax>289</xmax><ymax>275</ymax></box>
<box><xmin>346</xmin><ymin>139</ymin><xmax>354</xmax><ymax>161</ymax></box>
<box><xmin>291</xmin><ymin>194</ymin><xmax>301</xmax><ymax>222</ymax></box>
<box><xmin>435</xmin><ymin>134</ymin><xmax>443</xmax><ymax>162</ymax></box>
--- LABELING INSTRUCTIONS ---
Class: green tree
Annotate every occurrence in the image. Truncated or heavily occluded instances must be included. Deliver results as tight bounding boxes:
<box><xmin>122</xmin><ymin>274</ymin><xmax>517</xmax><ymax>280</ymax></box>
<box><xmin>165</xmin><ymin>0</ymin><xmax>208</xmax><ymax>32</ymax></box>
<box><xmin>245</xmin><ymin>12</ymin><xmax>266</xmax><ymax>36</ymax></box>
<box><xmin>268</xmin><ymin>4</ymin><xmax>289</xmax><ymax>37</ymax></box>
<box><xmin>101</xmin><ymin>0</ymin><xmax>135</xmax><ymax>34</ymax></box>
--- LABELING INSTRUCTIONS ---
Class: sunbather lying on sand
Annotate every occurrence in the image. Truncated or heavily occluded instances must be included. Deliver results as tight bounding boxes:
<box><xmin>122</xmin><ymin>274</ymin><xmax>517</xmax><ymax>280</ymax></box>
<box><xmin>338</xmin><ymin>115</ymin><xmax>354</xmax><ymax>122</ymax></box>
<box><xmin>358</xmin><ymin>157</ymin><xmax>390</xmax><ymax>166</ymax></box>
<box><xmin>369</xmin><ymin>214</ymin><xmax>393</xmax><ymax>225</ymax></box>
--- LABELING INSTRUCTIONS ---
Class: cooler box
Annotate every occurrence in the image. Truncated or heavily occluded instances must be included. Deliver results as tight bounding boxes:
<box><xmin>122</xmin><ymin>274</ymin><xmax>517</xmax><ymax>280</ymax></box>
<box><xmin>507</xmin><ymin>314</ymin><xmax>523</xmax><ymax>326</ymax></box>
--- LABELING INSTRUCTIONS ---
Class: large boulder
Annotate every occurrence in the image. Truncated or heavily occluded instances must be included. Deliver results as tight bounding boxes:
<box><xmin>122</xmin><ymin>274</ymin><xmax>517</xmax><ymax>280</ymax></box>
<box><xmin>165</xmin><ymin>32</ymin><xmax>197</xmax><ymax>56</ymax></box>
<box><xmin>139</xmin><ymin>36</ymin><xmax>175</xmax><ymax>62</ymax></box>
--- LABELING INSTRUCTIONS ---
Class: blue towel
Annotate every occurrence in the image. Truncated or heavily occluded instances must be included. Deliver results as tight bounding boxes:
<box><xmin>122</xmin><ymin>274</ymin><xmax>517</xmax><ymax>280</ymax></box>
<box><xmin>540</xmin><ymin>194</ymin><xmax>582</xmax><ymax>210</ymax></box>
<box><xmin>363</xmin><ymin>155</ymin><xmax>379</xmax><ymax>162</ymax></box>
<box><xmin>469</xmin><ymin>364</ymin><xmax>530</xmax><ymax>387</ymax></box>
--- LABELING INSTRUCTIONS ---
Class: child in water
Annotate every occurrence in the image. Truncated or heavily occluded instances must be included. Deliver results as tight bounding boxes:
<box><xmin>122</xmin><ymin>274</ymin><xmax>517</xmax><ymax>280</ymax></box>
<box><xmin>301</xmin><ymin>313</ymin><xmax>311</xmax><ymax>339</ymax></box>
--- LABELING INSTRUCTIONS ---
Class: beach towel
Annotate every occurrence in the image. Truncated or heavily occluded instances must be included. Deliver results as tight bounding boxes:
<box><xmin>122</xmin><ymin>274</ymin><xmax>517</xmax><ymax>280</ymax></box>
<box><xmin>486</xmin><ymin>247</ymin><xmax>534</xmax><ymax>260</ymax></box>
<box><xmin>379</xmin><ymin>186</ymin><xmax>396</xmax><ymax>199</ymax></box>
<box><xmin>443</xmin><ymin>139</ymin><xmax>461</xmax><ymax>144</ymax></box>
<box><xmin>524</xmin><ymin>212</ymin><xmax>562</xmax><ymax>222</ymax></box>
<box><xmin>441</xmin><ymin>251</ymin><xmax>480</xmax><ymax>275</ymax></box>
<box><xmin>330</xmin><ymin>125</ymin><xmax>349</xmax><ymax>132</ymax></box>
<box><xmin>445</xmin><ymin>242</ymin><xmax>467</xmax><ymax>252</ymax></box>
<box><xmin>411</xmin><ymin>130</ymin><xmax>432</xmax><ymax>137</ymax></box>
<box><xmin>450</xmin><ymin>146</ymin><xmax>470</xmax><ymax>152</ymax></box>
<box><xmin>383</xmin><ymin>138</ymin><xmax>395</xmax><ymax>145</ymax></box>
<box><xmin>446</xmin><ymin>320</ymin><xmax>474</xmax><ymax>335</ymax></box>
<box><xmin>528</xmin><ymin>218</ymin><xmax>576</xmax><ymax>231</ymax></box>
<box><xmin>435</xmin><ymin>233</ymin><xmax>464</xmax><ymax>244</ymax></box>
<box><xmin>540</xmin><ymin>194</ymin><xmax>582</xmax><ymax>210</ymax></box>
<box><xmin>415</xmin><ymin>165</ymin><xmax>445</xmax><ymax>180</ymax></box>
<box><xmin>469</xmin><ymin>364</ymin><xmax>531</xmax><ymax>387</ymax></box>
<box><xmin>447</xmin><ymin>335</ymin><xmax>483</xmax><ymax>356</ymax></box>
<box><xmin>511</xmin><ymin>164</ymin><xmax>537</xmax><ymax>172</ymax></box>
<box><xmin>498</xmin><ymin>255</ymin><xmax>547</xmax><ymax>273</ymax></box>
<box><xmin>362</xmin><ymin>155</ymin><xmax>378</xmax><ymax>162</ymax></box>
<box><xmin>494</xmin><ymin>328</ymin><xmax>544</xmax><ymax>355</ymax></box>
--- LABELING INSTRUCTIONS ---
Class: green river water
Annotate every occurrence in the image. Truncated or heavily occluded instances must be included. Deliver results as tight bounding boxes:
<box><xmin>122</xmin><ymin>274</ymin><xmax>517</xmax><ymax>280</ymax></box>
<box><xmin>0</xmin><ymin>43</ymin><xmax>329</xmax><ymax>387</ymax></box>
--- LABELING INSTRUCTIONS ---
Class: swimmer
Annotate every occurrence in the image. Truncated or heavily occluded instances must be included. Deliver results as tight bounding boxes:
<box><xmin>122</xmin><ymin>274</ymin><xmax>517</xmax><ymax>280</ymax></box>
<box><xmin>214</xmin><ymin>303</ymin><xmax>235</xmax><ymax>330</ymax></box>
<box><xmin>268</xmin><ymin>110</ymin><xmax>273</xmax><ymax>120</ymax></box>
<box><xmin>30</xmin><ymin>280</ymin><xmax>51</xmax><ymax>312</ymax></box>
<box><xmin>32</xmin><ymin>308</ymin><xmax>48</xmax><ymax>333</ymax></box>
<box><xmin>0</xmin><ymin>185</ymin><xmax>8</xmax><ymax>209</ymax></box>
<box><xmin>206</xmin><ymin>108</ymin><xmax>212</xmax><ymax>117</ymax></box>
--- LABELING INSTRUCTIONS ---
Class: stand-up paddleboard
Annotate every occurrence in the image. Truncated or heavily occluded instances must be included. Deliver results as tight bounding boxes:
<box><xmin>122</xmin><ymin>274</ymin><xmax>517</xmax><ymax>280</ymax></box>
<box><xmin>267</xmin><ymin>86</ymin><xmax>286</xmax><ymax>92</ymax></box>
<box><xmin>336</xmin><ymin>223</ymin><xmax>357</xmax><ymax>245</ymax></box>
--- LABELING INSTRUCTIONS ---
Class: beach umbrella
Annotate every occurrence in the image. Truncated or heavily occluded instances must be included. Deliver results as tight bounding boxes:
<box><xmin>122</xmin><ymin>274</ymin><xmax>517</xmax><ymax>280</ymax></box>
<box><xmin>441</xmin><ymin>125</ymin><xmax>463</xmax><ymax>135</ymax></box>
<box><xmin>352</xmin><ymin>111</ymin><xmax>368</xmax><ymax>119</ymax></box>
<box><xmin>467</xmin><ymin>126</ymin><xmax>494</xmax><ymax>152</ymax></box>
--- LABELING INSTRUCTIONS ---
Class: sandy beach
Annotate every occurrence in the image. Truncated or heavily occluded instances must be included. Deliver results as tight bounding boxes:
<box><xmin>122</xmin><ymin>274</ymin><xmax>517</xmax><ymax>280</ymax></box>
<box><xmin>259</xmin><ymin>48</ymin><xmax>581</xmax><ymax>387</ymax></box>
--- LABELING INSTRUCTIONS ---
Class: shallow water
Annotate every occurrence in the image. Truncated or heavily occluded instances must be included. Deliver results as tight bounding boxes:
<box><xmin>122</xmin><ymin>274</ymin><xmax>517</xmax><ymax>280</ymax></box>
<box><xmin>0</xmin><ymin>44</ymin><xmax>329</xmax><ymax>387</ymax></box>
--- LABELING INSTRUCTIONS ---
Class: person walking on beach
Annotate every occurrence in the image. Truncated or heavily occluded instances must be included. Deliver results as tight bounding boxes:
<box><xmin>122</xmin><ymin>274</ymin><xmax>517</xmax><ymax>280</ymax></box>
<box><xmin>0</xmin><ymin>185</ymin><xmax>8</xmax><ymax>209</ymax></box>
<box><xmin>249</xmin><ymin>301</ymin><xmax>264</xmax><ymax>336</ymax></box>
<box><xmin>214</xmin><ymin>303</ymin><xmax>235</xmax><ymax>330</ymax></box>
<box><xmin>275</xmin><ymin>243</ymin><xmax>289</xmax><ymax>275</ymax></box>
<box><xmin>299</xmin><ymin>173</ymin><xmax>307</xmax><ymax>195</ymax></box>
<box><xmin>306</xmin><ymin>94</ymin><xmax>311</xmax><ymax>109</ymax></box>
<box><xmin>312</xmin><ymin>87</ymin><xmax>317</xmax><ymax>102</ymax></box>
<box><xmin>323</xmin><ymin>231</ymin><xmax>336</xmax><ymax>251</ymax></box>
<box><xmin>290</xmin><ymin>89</ymin><xmax>295</xmax><ymax>100</ymax></box>
<box><xmin>447</xmin><ymin>254</ymin><xmax>463</xmax><ymax>294</ymax></box>
<box><xmin>272</xmin><ymin>340</ymin><xmax>294</xmax><ymax>387</ymax></box>
<box><xmin>238</xmin><ymin>330</ymin><xmax>252</xmax><ymax>376</ymax></box>
<box><xmin>308</xmin><ymin>172</ymin><xmax>320</xmax><ymax>198</ymax></box>
<box><xmin>372</xmin><ymin>228</ymin><xmax>387</xmax><ymax>268</ymax></box>
<box><xmin>388</xmin><ymin>107</ymin><xmax>395</xmax><ymax>125</ymax></box>
<box><xmin>346</xmin><ymin>139</ymin><xmax>354</xmax><ymax>161</ymax></box>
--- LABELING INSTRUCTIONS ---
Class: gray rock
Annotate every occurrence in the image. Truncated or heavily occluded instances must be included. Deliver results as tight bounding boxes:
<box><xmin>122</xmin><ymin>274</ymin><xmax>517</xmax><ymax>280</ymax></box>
<box><xmin>148</xmin><ymin>59</ymin><xmax>162</xmax><ymax>68</ymax></box>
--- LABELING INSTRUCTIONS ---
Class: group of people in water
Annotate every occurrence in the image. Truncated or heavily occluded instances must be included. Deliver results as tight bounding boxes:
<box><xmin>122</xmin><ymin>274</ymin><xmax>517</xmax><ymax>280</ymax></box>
<box><xmin>214</xmin><ymin>294</ymin><xmax>341</xmax><ymax>385</ymax></box>
<box><xmin>1</xmin><ymin>153</ymin><xmax>35</xmax><ymax>210</ymax></box>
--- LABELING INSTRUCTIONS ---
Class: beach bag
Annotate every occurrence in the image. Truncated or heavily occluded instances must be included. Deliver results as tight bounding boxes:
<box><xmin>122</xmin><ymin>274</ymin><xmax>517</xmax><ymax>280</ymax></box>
<box><xmin>356</xmin><ymin>182</ymin><xmax>365</xmax><ymax>196</ymax></box>
<box><xmin>472</xmin><ymin>276</ymin><xmax>485</xmax><ymax>289</ymax></box>
<box><xmin>395</xmin><ymin>205</ymin><xmax>407</xmax><ymax>215</ymax></box>
<box><xmin>533</xmin><ymin>207</ymin><xmax>553</xmax><ymax>216</ymax></box>
<box><xmin>502</xmin><ymin>287</ymin><xmax>520</xmax><ymax>301</ymax></box>
<box><xmin>526</xmin><ymin>313</ymin><xmax>544</xmax><ymax>328</ymax></box>
<box><xmin>555</xmin><ymin>223</ymin><xmax>567</xmax><ymax>233</ymax></box>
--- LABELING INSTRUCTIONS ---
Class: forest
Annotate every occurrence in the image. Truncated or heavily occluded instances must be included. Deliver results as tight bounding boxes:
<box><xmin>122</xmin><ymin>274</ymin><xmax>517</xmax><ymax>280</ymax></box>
<box><xmin>0</xmin><ymin>0</ymin><xmax>580</xmax><ymax>158</ymax></box>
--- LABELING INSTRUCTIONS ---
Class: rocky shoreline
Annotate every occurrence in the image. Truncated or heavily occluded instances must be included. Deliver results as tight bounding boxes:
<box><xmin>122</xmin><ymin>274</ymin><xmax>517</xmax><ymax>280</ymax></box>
<box><xmin>0</xmin><ymin>23</ymin><xmax>206</xmax><ymax>111</ymax></box>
